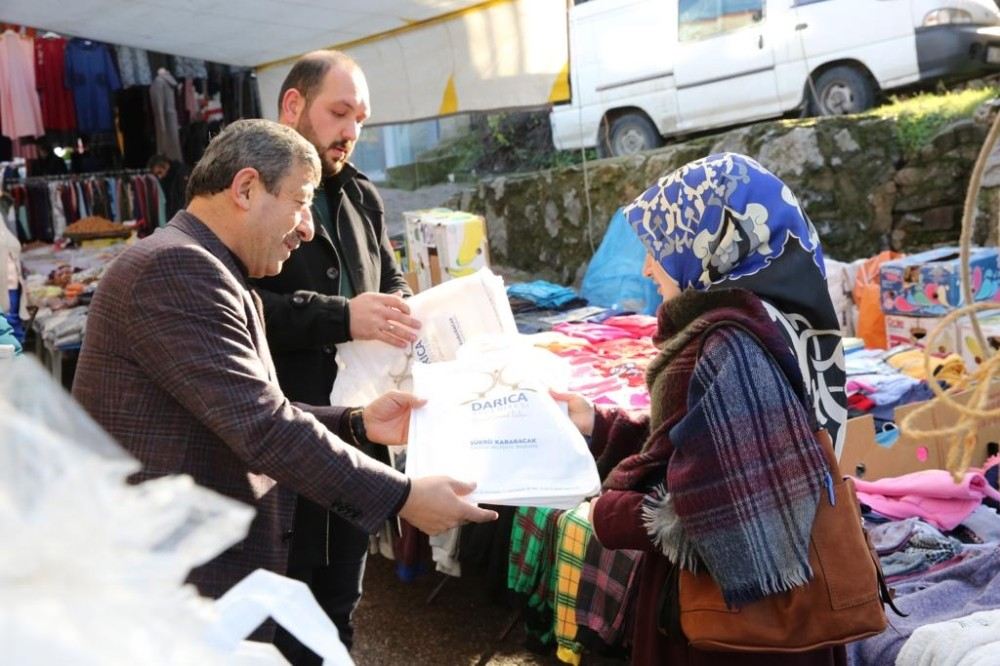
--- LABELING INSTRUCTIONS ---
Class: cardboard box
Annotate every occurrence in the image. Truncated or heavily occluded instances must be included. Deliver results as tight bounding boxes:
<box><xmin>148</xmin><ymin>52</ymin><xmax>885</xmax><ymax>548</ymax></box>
<box><xmin>884</xmin><ymin>313</ymin><xmax>959</xmax><ymax>355</ymax></box>
<box><xmin>880</xmin><ymin>246</ymin><xmax>1000</xmax><ymax>317</ymax></box>
<box><xmin>403</xmin><ymin>271</ymin><xmax>420</xmax><ymax>295</ymax></box>
<box><xmin>940</xmin><ymin>381</ymin><xmax>1000</xmax><ymax>471</ymax></box>
<box><xmin>403</xmin><ymin>208</ymin><xmax>445</xmax><ymax>292</ymax></box>
<box><xmin>956</xmin><ymin>312</ymin><xmax>1000</xmax><ymax>369</ymax></box>
<box><xmin>840</xmin><ymin>409</ymin><xmax>940</xmax><ymax>481</ymax></box>
<box><xmin>840</xmin><ymin>381</ymin><xmax>999</xmax><ymax>480</ymax></box>
<box><xmin>403</xmin><ymin>208</ymin><xmax>490</xmax><ymax>291</ymax></box>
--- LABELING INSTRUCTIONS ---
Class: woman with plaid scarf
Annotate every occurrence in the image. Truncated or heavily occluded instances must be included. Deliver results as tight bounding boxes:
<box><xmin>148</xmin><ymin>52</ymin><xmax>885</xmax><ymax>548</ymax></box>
<box><xmin>554</xmin><ymin>153</ymin><xmax>849</xmax><ymax>665</ymax></box>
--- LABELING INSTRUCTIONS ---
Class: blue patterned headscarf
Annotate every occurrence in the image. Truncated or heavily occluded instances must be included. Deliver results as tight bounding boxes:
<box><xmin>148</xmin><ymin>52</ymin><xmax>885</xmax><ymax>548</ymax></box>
<box><xmin>624</xmin><ymin>152</ymin><xmax>824</xmax><ymax>290</ymax></box>
<box><xmin>625</xmin><ymin>153</ymin><xmax>847</xmax><ymax>454</ymax></box>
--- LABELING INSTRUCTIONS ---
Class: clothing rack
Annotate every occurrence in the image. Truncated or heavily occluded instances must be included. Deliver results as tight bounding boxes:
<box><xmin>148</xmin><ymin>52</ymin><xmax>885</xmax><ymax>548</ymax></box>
<box><xmin>5</xmin><ymin>168</ymin><xmax>167</xmax><ymax>242</ymax></box>
<box><xmin>2</xmin><ymin>168</ymin><xmax>152</xmax><ymax>186</ymax></box>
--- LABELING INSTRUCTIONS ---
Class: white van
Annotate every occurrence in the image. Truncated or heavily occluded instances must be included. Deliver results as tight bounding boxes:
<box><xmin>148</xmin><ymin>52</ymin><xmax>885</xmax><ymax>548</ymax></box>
<box><xmin>551</xmin><ymin>0</ymin><xmax>1000</xmax><ymax>156</ymax></box>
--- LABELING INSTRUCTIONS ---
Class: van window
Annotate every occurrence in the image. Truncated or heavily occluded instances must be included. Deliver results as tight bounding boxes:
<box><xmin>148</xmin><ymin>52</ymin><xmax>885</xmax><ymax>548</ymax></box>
<box><xmin>679</xmin><ymin>0</ymin><xmax>764</xmax><ymax>42</ymax></box>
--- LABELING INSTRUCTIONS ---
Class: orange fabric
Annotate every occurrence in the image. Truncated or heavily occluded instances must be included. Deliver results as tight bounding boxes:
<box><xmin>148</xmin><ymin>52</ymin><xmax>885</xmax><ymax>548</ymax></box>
<box><xmin>853</xmin><ymin>251</ymin><xmax>904</xmax><ymax>349</ymax></box>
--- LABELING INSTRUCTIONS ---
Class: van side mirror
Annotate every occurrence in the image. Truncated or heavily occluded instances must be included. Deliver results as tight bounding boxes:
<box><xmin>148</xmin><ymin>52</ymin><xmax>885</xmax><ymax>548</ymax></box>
<box><xmin>752</xmin><ymin>8</ymin><xmax>763</xmax><ymax>21</ymax></box>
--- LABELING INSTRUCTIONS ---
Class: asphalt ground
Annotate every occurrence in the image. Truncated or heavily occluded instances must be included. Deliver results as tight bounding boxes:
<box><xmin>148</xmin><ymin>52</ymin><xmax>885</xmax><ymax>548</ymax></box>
<box><xmin>350</xmin><ymin>552</ymin><xmax>625</xmax><ymax>666</ymax></box>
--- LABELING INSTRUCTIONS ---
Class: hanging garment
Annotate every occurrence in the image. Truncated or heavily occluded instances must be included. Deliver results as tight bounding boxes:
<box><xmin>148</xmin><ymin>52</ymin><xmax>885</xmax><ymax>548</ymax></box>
<box><xmin>457</xmin><ymin>506</ymin><xmax>517</xmax><ymax>601</ymax></box>
<box><xmin>206</xmin><ymin>61</ymin><xmax>227</xmax><ymax>97</ymax></box>
<box><xmin>0</xmin><ymin>220</ymin><xmax>28</xmax><ymax>320</ymax></box>
<box><xmin>5</xmin><ymin>172</ymin><xmax>151</xmax><ymax>241</ymax></box>
<box><xmin>149</xmin><ymin>70</ymin><xmax>183</xmax><ymax>161</ymax></box>
<box><xmin>30</xmin><ymin>182</ymin><xmax>55</xmax><ymax>241</ymax></box>
<box><xmin>170</xmin><ymin>55</ymin><xmax>207</xmax><ymax>80</ymax></box>
<box><xmin>223</xmin><ymin>67</ymin><xmax>262</xmax><ymax>121</ymax></box>
<box><xmin>150</xmin><ymin>175</ymin><xmax>167</xmax><ymax>229</ymax></box>
<box><xmin>117</xmin><ymin>86</ymin><xmax>155</xmax><ymax>168</ymax></box>
<box><xmin>428</xmin><ymin>528</ymin><xmax>461</xmax><ymax>577</ymax></box>
<box><xmin>553</xmin><ymin>503</ymin><xmax>592</xmax><ymax>666</ymax></box>
<box><xmin>574</xmin><ymin>537</ymin><xmax>642</xmax><ymax>653</ymax></box>
<box><xmin>146</xmin><ymin>51</ymin><xmax>170</xmax><ymax>75</ymax></box>
<box><xmin>48</xmin><ymin>182</ymin><xmax>66</xmax><ymax>238</ymax></box>
<box><xmin>508</xmin><ymin>506</ymin><xmax>564</xmax><ymax>648</ymax></box>
<box><xmin>0</xmin><ymin>30</ymin><xmax>45</xmax><ymax>140</ymax></box>
<box><xmin>64</xmin><ymin>39</ymin><xmax>122</xmax><ymax>134</ymax></box>
<box><xmin>34</xmin><ymin>35</ymin><xmax>76</xmax><ymax>132</ymax></box>
<box><xmin>113</xmin><ymin>45</ymin><xmax>152</xmax><ymax>88</ymax></box>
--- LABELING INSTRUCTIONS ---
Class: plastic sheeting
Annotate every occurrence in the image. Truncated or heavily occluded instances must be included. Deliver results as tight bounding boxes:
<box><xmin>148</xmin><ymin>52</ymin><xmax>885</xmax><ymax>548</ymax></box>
<box><xmin>580</xmin><ymin>209</ymin><xmax>661</xmax><ymax>316</ymax></box>
<box><xmin>0</xmin><ymin>356</ymin><xmax>351</xmax><ymax>664</ymax></box>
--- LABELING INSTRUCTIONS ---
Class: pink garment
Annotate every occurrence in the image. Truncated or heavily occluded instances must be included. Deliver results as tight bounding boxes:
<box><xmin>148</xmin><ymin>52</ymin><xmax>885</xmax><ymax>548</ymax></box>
<box><xmin>0</xmin><ymin>31</ymin><xmax>44</xmax><ymax>140</ymax></box>
<box><xmin>845</xmin><ymin>379</ymin><xmax>876</xmax><ymax>396</ymax></box>
<box><xmin>12</xmin><ymin>138</ymin><xmax>39</xmax><ymax>160</ymax></box>
<box><xmin>852</xmin><ymin>470</ymin><xmax>1000</xmax><ymax>531</ymax></box>
<box><xmin>542</xmin><ymin>323</ymin><xmax>657</xmax><ymax>409</ymax></box>
<box><xmin>552</xmin><ymin>322</ymin><xmax>633</xmax><ymax>343</ymax></box>
<box><xmin>602</xmin><ymin>314</ymin><xmax>658</xmax><ymax>338</ymax></box>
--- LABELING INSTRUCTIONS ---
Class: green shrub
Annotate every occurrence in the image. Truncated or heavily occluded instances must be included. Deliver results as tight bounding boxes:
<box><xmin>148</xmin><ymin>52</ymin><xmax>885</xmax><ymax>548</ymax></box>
<box><xmin>870</xmin><ymin>86</ymin><xmax>999</xmax><ymax>156</ymax></box>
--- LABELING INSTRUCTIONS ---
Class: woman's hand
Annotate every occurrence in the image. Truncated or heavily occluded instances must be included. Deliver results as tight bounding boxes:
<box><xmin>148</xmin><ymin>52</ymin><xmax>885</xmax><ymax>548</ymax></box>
<box><xmin>549</xmin><ymin>389</ymin><xmax>595</xmax><ymax>437</ymax></box>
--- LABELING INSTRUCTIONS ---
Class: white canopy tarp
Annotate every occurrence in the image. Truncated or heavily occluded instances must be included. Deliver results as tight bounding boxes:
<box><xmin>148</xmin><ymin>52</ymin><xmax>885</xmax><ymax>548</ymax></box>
<box><xmin>257</xmin><ymin>0</ymin><xmax>570</xmax><ymax>124</ymax></box>
<box><xmin>1</xmin><ymin>0</ymin><xmax>570</xmax><ymax>125</ymax></box>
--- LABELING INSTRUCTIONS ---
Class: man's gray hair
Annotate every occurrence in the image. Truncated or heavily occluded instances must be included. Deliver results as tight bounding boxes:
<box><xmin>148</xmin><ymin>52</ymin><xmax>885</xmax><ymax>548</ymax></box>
<box><xmin>186</xmin><ymin>119</ymin><xmax>321</xmax><ymax>201</ymax></box>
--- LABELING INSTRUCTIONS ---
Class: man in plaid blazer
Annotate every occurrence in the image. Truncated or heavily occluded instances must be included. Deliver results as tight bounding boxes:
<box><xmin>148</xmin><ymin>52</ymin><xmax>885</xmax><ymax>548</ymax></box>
<box><xmin>72</xmin><ymin>119</ymin><xmax>496</xmax><ymax>614</ymax></box>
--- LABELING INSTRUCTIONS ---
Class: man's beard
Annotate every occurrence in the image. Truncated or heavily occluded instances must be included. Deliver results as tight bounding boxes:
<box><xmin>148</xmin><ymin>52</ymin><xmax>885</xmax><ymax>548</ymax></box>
<box><xmin>296</xmin><ymin>113</ymin><xmax>350</xmax><ymax>176</ymax></box>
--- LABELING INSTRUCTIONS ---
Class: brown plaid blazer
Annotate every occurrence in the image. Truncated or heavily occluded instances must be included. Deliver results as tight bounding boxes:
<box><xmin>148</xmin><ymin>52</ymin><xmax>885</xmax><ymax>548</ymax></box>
<box><xmin>72</xmin><ymin>211</ymin><xmax>409</xmax><ymax>601</ymax></box>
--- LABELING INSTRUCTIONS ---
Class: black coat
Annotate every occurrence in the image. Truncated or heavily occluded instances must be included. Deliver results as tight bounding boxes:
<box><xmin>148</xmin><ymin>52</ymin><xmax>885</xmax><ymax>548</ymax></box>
<box><xmin>253</xmin><ymin>164</ymin><xmax>410</xmax><ymax>406</ymax></box>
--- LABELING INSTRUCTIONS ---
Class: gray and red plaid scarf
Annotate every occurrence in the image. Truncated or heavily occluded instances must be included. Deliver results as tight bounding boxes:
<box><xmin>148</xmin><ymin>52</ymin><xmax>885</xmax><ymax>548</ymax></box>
<box><xmin>604</xmin><ymin>289</ymin><xmax>830</xmax><ymax>606</ymax></box>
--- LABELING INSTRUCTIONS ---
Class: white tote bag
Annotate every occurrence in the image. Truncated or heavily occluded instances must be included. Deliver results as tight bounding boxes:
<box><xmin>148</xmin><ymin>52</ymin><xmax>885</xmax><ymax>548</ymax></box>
<box><xmin>406</xmin><ymin>345</ymin><xmax>600</xmax><ymax>509</ymax></box>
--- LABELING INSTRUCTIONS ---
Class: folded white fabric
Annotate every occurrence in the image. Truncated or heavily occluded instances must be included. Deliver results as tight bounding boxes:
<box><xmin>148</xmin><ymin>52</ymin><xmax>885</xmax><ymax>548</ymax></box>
<box><xmin>406</xmin><ymin>343</ymin><xmax>600</xmax><ymax>509</ymax></box>
<box><xmin>331</xmin><ymin>268</ymin><xmax>517</xmax><ymax>406</ymax></box>
<box><xmin>896</xmin><ymin>608</ymin><xmax>1000</xmax><ymax>666</ymax></box>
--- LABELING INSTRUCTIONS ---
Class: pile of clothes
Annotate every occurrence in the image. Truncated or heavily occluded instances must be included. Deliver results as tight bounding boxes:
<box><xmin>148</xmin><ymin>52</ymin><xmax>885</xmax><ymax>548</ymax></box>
<box><xmin>850</xmin><ymin>465</ymin><xmax>1000</xmax><ymax>664</ymax></box>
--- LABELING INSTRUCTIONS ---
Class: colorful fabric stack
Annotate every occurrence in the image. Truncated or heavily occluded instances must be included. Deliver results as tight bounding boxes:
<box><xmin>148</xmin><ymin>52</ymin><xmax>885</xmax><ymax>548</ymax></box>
<box><xmin>531</xmin><ymin>315</ymin><xmax>659</xmax><ymax>410</ymax></box>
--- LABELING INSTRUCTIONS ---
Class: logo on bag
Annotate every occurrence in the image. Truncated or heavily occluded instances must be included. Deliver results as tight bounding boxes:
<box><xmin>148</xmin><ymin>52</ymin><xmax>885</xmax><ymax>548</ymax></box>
<box><xmin>413</xmin><ymin>339</ymin><xmax>431</xmax><ymax>364</ymax></box>
<box><xmin>460</xmin><ymin>364</ymin><xmax>537</xmax><ymax>418</ymax></box>
<box><xmin>465</xmin><ymin>390</ymin><xmax>532</xmax><ymax>419</ymax></box>
<box><xmin>470</xmin><ymin>392</ymin><xmax>528</xmax><ymax>411</ymax></box>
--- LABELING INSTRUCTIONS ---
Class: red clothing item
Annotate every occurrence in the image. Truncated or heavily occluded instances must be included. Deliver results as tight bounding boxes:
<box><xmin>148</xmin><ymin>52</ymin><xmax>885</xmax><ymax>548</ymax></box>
<box><xmin>34</xmin><ymin>36</ymin><xmax>76</xmax><ymax>132</ymax></box>
<box><xmin>847</xmin><ymin>392</ymin><xmax>876</xmax><ymax>412</ymax></box>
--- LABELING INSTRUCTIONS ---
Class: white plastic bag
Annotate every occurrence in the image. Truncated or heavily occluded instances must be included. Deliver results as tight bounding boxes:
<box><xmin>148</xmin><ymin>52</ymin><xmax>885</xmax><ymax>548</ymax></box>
<box><xmin>0</xmin><ymin>356</ymin><xmax>350</xmax><ymax>664</ymax></box>
<box><xmin>330</xmin><ymin>267</ymin><xmax>516</xmax><ymax>406</ymax></box>
<box><xmin>207</xmin><ymin>570</ymin><xmax>353</xmax><ymax>665</ymax></box>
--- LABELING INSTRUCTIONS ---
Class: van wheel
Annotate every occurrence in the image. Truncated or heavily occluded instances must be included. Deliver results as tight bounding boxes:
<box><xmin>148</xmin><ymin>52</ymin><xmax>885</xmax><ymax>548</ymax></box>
<box><xmin>600</xmin><ymin>113</ymin><xmax>663</xmax><ymax>157</ymax></box>
<box><xmin>808</xmin><ymin>66</ymin><xmax>877</xmax><ymax>115</ymax></box>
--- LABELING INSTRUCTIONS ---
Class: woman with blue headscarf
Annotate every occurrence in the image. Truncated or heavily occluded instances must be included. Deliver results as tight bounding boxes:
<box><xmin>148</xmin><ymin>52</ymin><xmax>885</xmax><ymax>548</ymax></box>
<box><xmin>555</xmin><ymin>153</ymin><xmax>849</xmax><ymax>664</ymax></box>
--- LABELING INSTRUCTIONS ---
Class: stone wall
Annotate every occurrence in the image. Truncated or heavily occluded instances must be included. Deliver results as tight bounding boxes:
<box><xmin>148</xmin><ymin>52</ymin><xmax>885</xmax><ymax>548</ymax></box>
<box><xmin>453</xmin><ymin>115</ymin><xmax>999</xmax><ymax>284</ymax></box>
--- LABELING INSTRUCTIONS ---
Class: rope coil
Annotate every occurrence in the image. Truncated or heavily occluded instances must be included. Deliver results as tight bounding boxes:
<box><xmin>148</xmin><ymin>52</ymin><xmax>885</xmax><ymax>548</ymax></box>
<box><xmin>899</xmin><ymin>105</ymin><xmax>1000</xmax><ymax>480</ymax></box>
